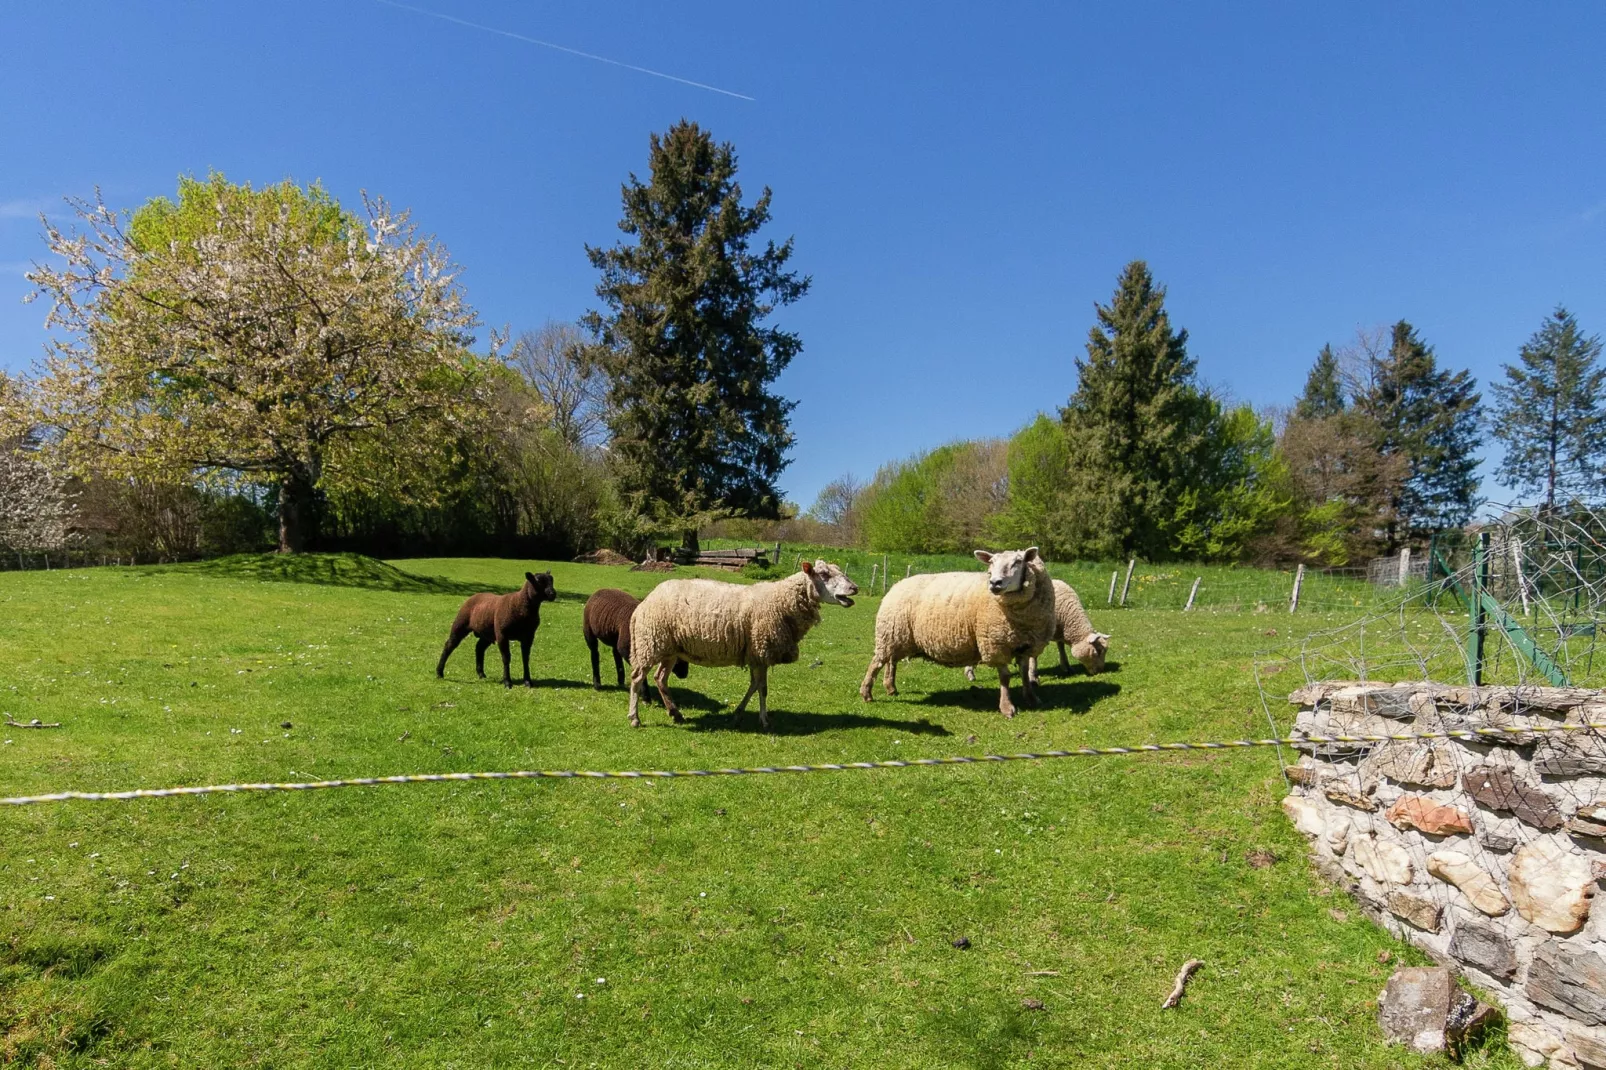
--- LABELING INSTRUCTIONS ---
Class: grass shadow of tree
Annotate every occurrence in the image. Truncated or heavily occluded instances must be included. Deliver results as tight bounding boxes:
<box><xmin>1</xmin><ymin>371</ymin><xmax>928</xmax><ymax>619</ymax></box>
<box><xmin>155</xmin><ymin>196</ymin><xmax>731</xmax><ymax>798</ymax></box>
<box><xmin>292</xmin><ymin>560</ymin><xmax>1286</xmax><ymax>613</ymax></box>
<box><xmin>686</xmin><ymin>710</ymin><xmax>952</xmax><ymax>737</ymax></box>
<box><xmin>162</xmin><ymin>553</ymin><xmax>584</xmax><ymax>600</ymax></box>
<box><xmin>910</xmin><ymin>678</ymin><xmax>1121</xmax><ymax>714</ymax></box>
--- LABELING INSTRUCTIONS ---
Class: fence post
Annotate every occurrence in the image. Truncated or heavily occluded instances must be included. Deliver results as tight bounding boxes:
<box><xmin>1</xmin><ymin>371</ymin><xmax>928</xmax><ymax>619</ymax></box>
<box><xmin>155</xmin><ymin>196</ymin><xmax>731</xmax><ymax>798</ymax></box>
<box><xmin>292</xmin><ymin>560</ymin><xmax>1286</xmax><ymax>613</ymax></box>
<box><xmin>869</xmin><ymin>563</ymin><xmax>877</xmax><ymax>592</ymax></box>
<box><xmin>1288</xmin><ymin>563</ymin><xmax>1305</xmax><ymax>613</ymax></box>
<box><xmin>1107</xmin><ymin>570</ymin><xmax>1118</xmax><ymax>605</ymax></box>
<box><xmin>1511</xmin><ymin>537</ymin><xmax>1531</xmax><ymax>615</ymax></box>
<box><xmin>882</xmin><ymin>554</ymin><xmax>888</xmax><ymax>595</ymax></box>
<box><xmin>1398</xmin><ymin>547</ymin><xmax>1412</xmax><ymax>587</ymax></box>
<box><xmin>1468</xmin><ymin>531</ymin><xmax>1489</xmax><ymax>687</ymax></box>
<box><xmin>1119</xmin><ymin>559</ymin><xmax>1136</xmax><ymax>606</ymax></box>
<box><xmin>1184</xmin><ymin>577</ymin><xmax>1201</xmax><ymax>611</ymax></box>
<box><xmin>904</xmin><ymin>563</ymin><xmax>911</xmax><ymax>579</ymax></box>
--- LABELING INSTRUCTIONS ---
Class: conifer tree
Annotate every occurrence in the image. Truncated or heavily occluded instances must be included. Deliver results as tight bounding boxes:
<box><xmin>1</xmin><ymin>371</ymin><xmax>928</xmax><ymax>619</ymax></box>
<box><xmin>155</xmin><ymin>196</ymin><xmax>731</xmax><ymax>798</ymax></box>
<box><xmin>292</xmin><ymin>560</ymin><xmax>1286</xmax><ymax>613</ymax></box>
<box><xmin>1491</xmin><ymin>307</ymin><xmax>1606</xmax><ymax>509</ymax></box>
<box><xmin>1294</xmin><ymin>344</ymin><xmax>1345</xmax><ymax>420</ymax></box>
<box><xmin>1056</xmin><ymin>261</ymin><xmax>1216</xmax><ymax>559</ymax></box>
<box><xmin>1352</xmin><ymin>321</ymin><xmax>1482</xmax><ymax>543</ymax></box>
<box><xmin>583</xmin><ymin>121</ymin><xmax>808</xmax><ymax>552</ymax></box>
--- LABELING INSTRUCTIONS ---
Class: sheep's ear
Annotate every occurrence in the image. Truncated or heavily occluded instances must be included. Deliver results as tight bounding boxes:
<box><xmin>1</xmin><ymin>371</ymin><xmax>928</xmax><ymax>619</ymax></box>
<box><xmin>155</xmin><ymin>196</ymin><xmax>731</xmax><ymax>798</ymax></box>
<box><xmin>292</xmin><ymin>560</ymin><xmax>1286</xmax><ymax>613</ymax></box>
<box><xmin>526</xmin><ymin>572</ymin><xmax>537</xmax><ymax>584</ymax></box>
<box><xmin>813</xmin><ymin>558</ymin><xmax>829</xmax><ymax>572</ymax></box>
<box><xmin>973</xmin><ymin>550</ymin><xmax>993</xmax><ymax>564</ymax></box>
<box><xmin>800</xmin><ymin>559</ymin><xmax>815</xmax><ymax>575</ymax></box>
<box><xmin>1024</xmin><ymin>547</ymin><xmax>1040</xmax><ymax>562</ymax></box>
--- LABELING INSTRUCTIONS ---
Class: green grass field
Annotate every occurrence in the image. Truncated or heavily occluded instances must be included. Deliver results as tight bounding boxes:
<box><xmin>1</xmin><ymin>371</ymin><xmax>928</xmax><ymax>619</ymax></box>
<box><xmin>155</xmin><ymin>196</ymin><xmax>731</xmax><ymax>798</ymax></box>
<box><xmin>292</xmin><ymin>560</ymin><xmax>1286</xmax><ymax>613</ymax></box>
<box><xmin>1</xmin><ymin>555</ymin><xmax>1517</xmax><ymax>1067</ymax></box>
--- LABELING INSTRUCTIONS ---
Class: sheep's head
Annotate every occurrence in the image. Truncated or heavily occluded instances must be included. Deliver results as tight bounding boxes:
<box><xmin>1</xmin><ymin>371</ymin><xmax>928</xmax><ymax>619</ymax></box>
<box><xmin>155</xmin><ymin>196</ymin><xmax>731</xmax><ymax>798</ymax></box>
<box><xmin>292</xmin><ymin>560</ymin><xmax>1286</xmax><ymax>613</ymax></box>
<box><xmin>1070</xmin><ymin>632</ymin><xmax>1111</xmax><ymax>675</ymax></box>
<box><xmin>802</xmin><ymin>559</ymin><xmax>858</xmax><ymax>608</ymax></box>
<box><xmin>524</xmin><ymin>571</ymin><xmax>557</xmax><ymax>603</ymax></box>
<box><xmin>974</xmin><ymin>547</ymin><xmax>1042</xmax><ymax>599</ymax></box>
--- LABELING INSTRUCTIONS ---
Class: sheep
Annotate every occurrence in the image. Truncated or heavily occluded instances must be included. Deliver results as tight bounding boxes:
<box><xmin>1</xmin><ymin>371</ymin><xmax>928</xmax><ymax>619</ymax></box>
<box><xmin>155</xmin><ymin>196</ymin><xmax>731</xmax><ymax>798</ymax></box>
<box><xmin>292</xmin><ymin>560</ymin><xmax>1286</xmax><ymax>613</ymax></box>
<box><xmin>861</xmin><ymin>547</ymin><xmax>1055</xmax><ymax>717</ymax></box>
<box><xmin>436</xmin><ymin>571</ymin><xmax>557</xmax><ymax>688</ymax></box>
<box><xmin>626</xmin><ymin>560</ymin><xmax>859</xmax><ymax>729</ymax></box>
<box><xmin>581</xmin><ymin>587</ymin><xmax>688</xmax><ymax>690</ymax></box>
<box><xmin>964</xmin><ymin>579</ymin><xmax>1110</xmax><ymax>685</ymax></box>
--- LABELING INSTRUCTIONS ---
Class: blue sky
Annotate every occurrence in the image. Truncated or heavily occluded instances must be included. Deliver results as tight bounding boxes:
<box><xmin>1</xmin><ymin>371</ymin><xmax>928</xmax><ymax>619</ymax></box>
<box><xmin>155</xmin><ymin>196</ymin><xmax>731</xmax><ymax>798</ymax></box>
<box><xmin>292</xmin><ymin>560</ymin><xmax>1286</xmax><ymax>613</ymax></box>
<box><xmin>3</xmin><ymin>2</ymin><xmax>1603</xmax><ymax>510</ymax></box>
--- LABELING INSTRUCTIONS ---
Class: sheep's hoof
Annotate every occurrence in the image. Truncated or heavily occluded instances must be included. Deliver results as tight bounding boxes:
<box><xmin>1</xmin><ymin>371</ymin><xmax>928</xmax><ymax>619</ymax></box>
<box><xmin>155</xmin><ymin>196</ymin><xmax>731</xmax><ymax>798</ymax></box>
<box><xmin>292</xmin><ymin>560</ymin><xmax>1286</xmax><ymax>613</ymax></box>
<box><xmin>859</xmin><ymin>687</ymin><xmax>873</xmax><ymax>703</ymax></box>
<box><xmin>1000</xmin><ymin>705</ymin><xmax>1017</xmax><ymax>718</ymax></box>
<box><xmin>669</xmin><ymin>708</ymin><xmax>685</xmax><ymax>724</ymax></box>
<box><xmin>884</xmin><ymin>685</ymin><xmax>898</xmax><ymax>697</ymax></box>
<box><xmin>628</xmin><ymin>714</ymin><xmax>641</xmax><ymax>728</ymax></box>
<box><xmin>524</xmin><ymin>680</ymin><xmax>536</xmax><ymax>689</ymax></box>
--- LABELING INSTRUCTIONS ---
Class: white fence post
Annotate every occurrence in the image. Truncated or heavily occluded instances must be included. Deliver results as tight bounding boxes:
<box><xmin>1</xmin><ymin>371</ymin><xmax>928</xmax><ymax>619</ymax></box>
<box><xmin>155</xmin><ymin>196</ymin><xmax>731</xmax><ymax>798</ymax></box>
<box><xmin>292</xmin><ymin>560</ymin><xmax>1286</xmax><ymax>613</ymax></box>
<box><xmin>1289</xmin><ymin>563</ymin><xmax>1305</xmax><ymax>613</ymax></box>
<box><xmin>1119</xmin><ymin>559</ymin><xmax>1136</xmax><ymax>606</ymax></box>
<box><xmin>1184</xmin><ymin>577</ymin><xmax>1201</xmax><ymax>611</ymax></box>
<box><xmin>1398</xmin><ymin>547</ymin><xmax>1412</xmax><ymax>587</ymax></box>
<box><xmin>1512</xmin><ymin>538</ymin><xmax>1531</xmax><ymax>615</ymax></box>
<box><xmin>1107</xmin><ymin>570</ymin><xmax>1118</xmax><ymax>605</ymax></box>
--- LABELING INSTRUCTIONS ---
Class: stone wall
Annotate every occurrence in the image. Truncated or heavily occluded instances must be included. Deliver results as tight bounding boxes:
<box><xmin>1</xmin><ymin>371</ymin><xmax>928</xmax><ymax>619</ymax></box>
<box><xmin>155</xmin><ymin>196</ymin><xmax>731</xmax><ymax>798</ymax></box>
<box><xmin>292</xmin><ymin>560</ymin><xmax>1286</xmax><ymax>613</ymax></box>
<box><xmin>1282</xmin><ymin>681</ymin><xmax>1606</xmax><ymax>1068</ymax></box>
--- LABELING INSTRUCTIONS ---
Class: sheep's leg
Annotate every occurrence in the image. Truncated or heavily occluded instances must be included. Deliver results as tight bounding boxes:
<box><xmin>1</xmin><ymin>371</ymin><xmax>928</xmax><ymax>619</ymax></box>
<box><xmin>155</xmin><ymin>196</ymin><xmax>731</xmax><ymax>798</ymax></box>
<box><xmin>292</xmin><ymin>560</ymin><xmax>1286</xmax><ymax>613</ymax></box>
<box><xmin>1057</xmin><ymin>640</ymin><xmax>1072</xmax><ymax>676</ymax></box>
<box><xmin>628</xmin><ymin>664</ymin><xmax>646</xmax><ymax>728</ymax></box>
<box><xmin>756</xmin><ymin>665</ymin><xmax>770</xmax><ymax>731</ymax></box>
<box><xmin>734</xmin><ymin>669</ymin><xmax>759</xmax><ymax>720</ymax></box>
<box><xmin>1027</xmin><ymin>655</ymin><xmax>1040</xmax><ymax>688</ymax></box>
<box><xmin>498</xmin><ymin>638</ymin><xmax>514</xmax><ymax>688</ymax></box>
<box><xmin>587</xmin><ymin>635</ymin><xmax>602</xmax><ymax>689</ymax></box>
<box><xmin>1020</xmin><ymin>654</ymin><xmax>1039</xmax><ymax>706</ymax></box>
<box><xmin>859</xmin><ymin>655</ymin><xmax>884</xmax><ymax>702</ymax></box>
<box><xmin>964</xmin><ymin>665</ymin><xmax>976</xmax><ymax>684</ymax></box>
<box><xmin>474</xmin><ymin>638</ymin><xmax>491</xmax><ymax>679</ymax></box>
<box><xmin>520</xmin><ymin>638</ymin><xmax>534</xmax><ymax>687</ymax></box>
<box><xmin>613</xmin><ymin>648</ymin><xmax>627</xmax><ymax>689</ymax></box>
<box><xmin>436</xmin><ymin>623</ymin><xmax>468</xmax><ymax>677</ymax></box>
<box><xmin>654</xmin><ymin>662</ymin><xmax>683</xmax><ymax>724</ymax></box>
<box><xmin>996</xmin><ymin>665</ymin><xmax>1017</xmax><ymax>718</ymax></box>
<box><xmin>883</xmin><ymin>658</ymin><xmax>898</xmax><ymax>696</ymax></box>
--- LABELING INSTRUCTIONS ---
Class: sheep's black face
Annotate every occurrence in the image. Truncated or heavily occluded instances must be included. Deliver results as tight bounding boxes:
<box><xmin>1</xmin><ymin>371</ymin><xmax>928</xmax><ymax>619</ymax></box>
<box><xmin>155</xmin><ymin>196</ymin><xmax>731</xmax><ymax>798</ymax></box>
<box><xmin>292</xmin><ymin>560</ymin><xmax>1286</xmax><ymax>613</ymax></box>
<box><xmin>525</xmin><ymin>571</ymin><xmax>557</xmax><ymax>603</ymax></box>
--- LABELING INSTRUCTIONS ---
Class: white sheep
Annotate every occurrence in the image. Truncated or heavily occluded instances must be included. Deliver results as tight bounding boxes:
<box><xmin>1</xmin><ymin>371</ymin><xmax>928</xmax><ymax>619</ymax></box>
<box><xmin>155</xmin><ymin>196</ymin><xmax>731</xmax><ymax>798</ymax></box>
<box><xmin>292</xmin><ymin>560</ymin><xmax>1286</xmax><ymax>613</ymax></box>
<box><xmin>964</xmin><ymin>578</ymin><xmax>1110</xmax><ymax>685</ymax></box>
<box><xmin>627</xmin><ymin>560</ymin><xmax>859</xmax><ymax>729</ymax></box>
<box><xmin>860</xmin><ymin>547</ymin><xmax>1056</xmax><ymax>717</ymax></box>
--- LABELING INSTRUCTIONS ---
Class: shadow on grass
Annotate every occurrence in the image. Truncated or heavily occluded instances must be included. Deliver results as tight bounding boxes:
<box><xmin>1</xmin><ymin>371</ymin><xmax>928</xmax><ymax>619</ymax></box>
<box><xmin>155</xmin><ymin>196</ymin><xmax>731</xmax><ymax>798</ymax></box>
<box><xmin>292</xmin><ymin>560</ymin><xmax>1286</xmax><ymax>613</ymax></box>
<box><xmin>686</xmin><ymin>709</ymin><xmax>952</xmax><ymax>737</ymax></box>
<box><xmin>910</xmin><ymin>678</ymin><xmax>1121</xmax><ymax>714</ymax></box>
<box><xmin>434</xmin><ymin>674</ymin><xmax>596</xmax><ymax>690</ymax></box>
<box><xmin>164</xmin><ymin>553</ymin><xmax>585</xmax><ymax>601</ymax></box>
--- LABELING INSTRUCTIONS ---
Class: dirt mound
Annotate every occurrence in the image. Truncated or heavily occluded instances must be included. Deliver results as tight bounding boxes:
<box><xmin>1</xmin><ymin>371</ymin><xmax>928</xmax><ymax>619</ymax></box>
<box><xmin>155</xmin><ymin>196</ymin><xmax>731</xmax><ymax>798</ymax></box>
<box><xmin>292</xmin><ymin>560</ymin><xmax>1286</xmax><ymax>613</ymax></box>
<box><xmin>574</xmin><ymin>548</ymin><xmax>636</xmax><ymax>566</ymax></box>
<box><xmin>630</xmin><ymin>559</ymin><xmax>677</xmax><ymax>573</ymax></box>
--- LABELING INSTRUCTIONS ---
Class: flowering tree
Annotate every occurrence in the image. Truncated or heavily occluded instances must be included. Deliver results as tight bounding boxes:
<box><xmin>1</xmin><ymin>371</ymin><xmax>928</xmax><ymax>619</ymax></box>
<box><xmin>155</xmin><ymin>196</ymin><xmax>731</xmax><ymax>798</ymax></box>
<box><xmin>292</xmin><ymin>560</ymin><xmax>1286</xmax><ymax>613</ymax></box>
<box><xmin>0</xmin><ymin>375</ymin><xmax>75</xmax><ymax>556</ymax></box>
<box><xmin>26</xmin><ymin>175</ymin><xmax>489</xmax><ymax>552</ymax></box>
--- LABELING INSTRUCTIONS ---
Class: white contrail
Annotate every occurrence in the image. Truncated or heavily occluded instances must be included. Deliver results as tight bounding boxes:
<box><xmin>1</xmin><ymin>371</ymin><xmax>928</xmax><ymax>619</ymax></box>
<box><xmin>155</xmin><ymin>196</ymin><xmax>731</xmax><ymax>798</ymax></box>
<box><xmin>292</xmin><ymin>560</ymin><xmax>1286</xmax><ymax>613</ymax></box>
<box><xmin>373</xmin><ymin>0</ymin><xmax>756</xmax><ymax>101</ymax></box>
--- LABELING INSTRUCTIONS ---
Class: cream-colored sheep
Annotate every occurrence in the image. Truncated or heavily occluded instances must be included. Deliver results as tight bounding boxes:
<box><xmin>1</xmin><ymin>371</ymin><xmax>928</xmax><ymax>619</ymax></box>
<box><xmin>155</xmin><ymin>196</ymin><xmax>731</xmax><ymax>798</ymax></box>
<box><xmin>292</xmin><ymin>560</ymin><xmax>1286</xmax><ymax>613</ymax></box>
<box><xmin>627</xmin><ymin>560</ymin><xmax>859</xmax><ymax>729</ymax></box>
<box><xmin>860</xmin><ymin>547</ymin><xmax>1055</xmax><ymax>717</ymax></box>
<box><xmin>965</xmin><ymin>578</ymin><xmax>1110</xmax><ymax>685</ymax></box>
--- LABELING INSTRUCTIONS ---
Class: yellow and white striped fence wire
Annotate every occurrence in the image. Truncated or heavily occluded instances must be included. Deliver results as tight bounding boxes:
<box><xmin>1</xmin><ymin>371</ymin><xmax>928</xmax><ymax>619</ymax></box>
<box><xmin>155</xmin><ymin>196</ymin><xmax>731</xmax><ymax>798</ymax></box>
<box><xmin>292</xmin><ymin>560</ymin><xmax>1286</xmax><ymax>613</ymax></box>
<box><xmin>6</xmin><ymin>721</ymin><xmax>1606</xmax><ymax>807</ymax></box>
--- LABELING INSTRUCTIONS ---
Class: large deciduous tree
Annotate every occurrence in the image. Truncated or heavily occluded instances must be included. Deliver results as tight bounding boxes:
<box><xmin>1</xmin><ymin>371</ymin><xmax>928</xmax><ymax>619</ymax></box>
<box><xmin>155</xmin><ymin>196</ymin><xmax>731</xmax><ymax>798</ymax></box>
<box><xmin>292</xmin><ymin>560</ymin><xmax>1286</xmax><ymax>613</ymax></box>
<box><xmin>583</xmin><ymin>121</ymin><xmax>809</xmax><ymax>552</ymax></box>
<box><xmin>1055</xmin><ymin>260</ymin><xmax>1218</xmax><ymax>559</ymax></box>
<box><xmin>1350</xmin><ymin>321</ymin><xmax>1482</xmax><ymax>544</ymax></box>
<box><xmin>26</xmin><ymin>174</ymin><xmax>486</xmax><ymax>553</ymax></box>
<box><xmin>1491</xmin><ymin>307</ymin><xmax>1606</xmax><ymax>510</ymax></box>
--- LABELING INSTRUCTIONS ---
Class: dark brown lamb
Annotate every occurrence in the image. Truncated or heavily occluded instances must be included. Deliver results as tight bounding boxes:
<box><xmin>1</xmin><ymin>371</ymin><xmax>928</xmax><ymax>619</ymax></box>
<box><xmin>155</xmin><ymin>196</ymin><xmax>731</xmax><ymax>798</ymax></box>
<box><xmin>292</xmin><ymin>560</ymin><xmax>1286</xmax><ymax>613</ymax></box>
<box><xmin>437</xmin><ymin>571</ymin><xmax>557</xmax><ymax>687</ymax></box>
<box><xmin>581</xmin><ymin>587</ymin><xmax>688</xmax><ymax>690</ymax></box>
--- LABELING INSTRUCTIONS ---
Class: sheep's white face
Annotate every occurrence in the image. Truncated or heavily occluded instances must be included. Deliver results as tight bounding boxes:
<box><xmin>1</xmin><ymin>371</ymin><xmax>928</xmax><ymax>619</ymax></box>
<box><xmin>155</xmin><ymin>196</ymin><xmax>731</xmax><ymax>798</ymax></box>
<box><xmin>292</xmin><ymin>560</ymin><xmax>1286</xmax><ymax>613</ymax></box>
<box><xmin>974</xmin><ymin>547</ymin><xmax>1041</xmax><ymax>598</ymax></box>
<box><xmin>1071</xmin><ymin>632</ymin><xmax>1111</xmax><ymax>674</ymax></box>
<box><xmin>805</xmin><ymin>560</ymin><xmax>859</xmax><ymax>608</ymax></box>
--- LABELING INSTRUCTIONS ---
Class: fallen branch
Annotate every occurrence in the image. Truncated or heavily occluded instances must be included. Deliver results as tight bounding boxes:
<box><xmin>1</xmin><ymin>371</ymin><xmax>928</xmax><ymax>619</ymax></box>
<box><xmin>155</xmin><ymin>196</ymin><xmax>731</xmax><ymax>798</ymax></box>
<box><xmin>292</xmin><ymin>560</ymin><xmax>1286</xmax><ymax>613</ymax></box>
<box><xmin>1026</xmin><ymin>970</ymin><xmax>1060</xmax><ymax>977</ymax></box>
<box><xmin>5</xmin><ymin>716</ymin><xmax>61</xmax><ymax>729</ymax></box>
<box><xmin>1162</xmin><ymin>959</ymin><xmax>1203</xmax><ymax>1009</ymax></box>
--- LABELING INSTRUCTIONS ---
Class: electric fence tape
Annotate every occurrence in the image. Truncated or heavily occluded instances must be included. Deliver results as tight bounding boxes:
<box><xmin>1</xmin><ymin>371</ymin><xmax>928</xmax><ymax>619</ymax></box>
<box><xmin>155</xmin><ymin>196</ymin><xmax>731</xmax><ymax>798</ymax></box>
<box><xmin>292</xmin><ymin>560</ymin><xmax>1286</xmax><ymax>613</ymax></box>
<box><xmin>7</xmin><ymin>721</ymin><xmax>1606</xmax><ymax>807</ymax></box>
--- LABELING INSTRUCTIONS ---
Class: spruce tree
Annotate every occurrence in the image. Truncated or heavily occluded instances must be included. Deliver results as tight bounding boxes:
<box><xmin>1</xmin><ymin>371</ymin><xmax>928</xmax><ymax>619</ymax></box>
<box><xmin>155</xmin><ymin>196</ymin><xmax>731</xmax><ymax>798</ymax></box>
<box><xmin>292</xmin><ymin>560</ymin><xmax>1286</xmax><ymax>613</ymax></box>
<box><xmin>1491</xmin><ymin>307</ymin><xmax>1606</xmax><ymax>509</ymax></box>
<box><xmin>1056</xmin><ymin>261</ymin><xmax>1216</xmax><ymax>559</ymax></box>
<box><xmin>1294</xmin><ymin>344</ymin><xmax>1345</xmax><ymax>420</ymax></box>
<box><xmin>583</xmin><ymin>121</ymin><xmax>808</xmax><ymax>551</ymax></box>
<box><xmin>1352</xmin><ymin>321</ymin><xmax>1482</xmax><ymax>543</ymax></box>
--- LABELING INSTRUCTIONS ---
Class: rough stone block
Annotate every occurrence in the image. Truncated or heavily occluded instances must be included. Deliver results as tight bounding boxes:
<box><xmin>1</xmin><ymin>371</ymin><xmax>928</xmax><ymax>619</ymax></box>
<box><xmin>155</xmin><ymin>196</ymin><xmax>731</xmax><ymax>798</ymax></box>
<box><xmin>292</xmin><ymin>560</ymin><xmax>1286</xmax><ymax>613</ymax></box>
<box><xmin>1325</xmin><ymin>779</ymin><xmax>1380</xmax><ymax>812</ymax></box>
<box><xmin>1447</xmin><ymin>920</ymin><xmax>1516</xmax><ymax>979</ymax></box>
<box><xmin>1527</xmin><ymin>942</ymin><xmax>1606</xmax><ymax>1025</ymax></box>
<box><xmin>1512</xmin><ymin>839</ymin><xmax>1596</xmax><ymax>933</ymax></box>
<box><xmin>1387</xmin><ymin>795</ymin><xmax>1474</xmax><ymax>836</ymax></box>
<box><xmin>1463</xmin><ymin>765</ymin><xmax>1563</xmax><ymax>829</ymax></box>
<box><xmin>1281</xmin><ymin>795</ymin><xmax>1325</xmax><ymax>839</ymax></box>
<box><xmin>1536</xmin><ymin>734</ymin><xmax>1606</xmax><ymax>778</ymax></box>
<box><xmin>1362</xmin><ymin>740</ymin><xmax>1461</xmax><ymax>789</ymax></box>
<box><xmin>1353</xmin><ymin>834</ymin><xmax>1414</xmax><ymax>886</ymax></box>
<box><xmin>1387</xmin><ymin>890</ymin><xmax>1443</xmax><ymax>932</ymax></box>
<box><xmin>1569</xmin><ymin>1025</ymin><xmax>1606</xmax><ymax>1070</ymax></box>
<box><xmin>1428</xmin><ymin>851</ymin><xmax>1510</xmax><ymax>916</ymax></box>
<box><xmin>1378</xmin><ymin>966</ymin><xmax>1456</xmax><ymax>1054</ymax></box>
<box><xmin>1570</xmin><ymin>804</ymin><xmax>1606</xmax><ymax>839</ymax></box>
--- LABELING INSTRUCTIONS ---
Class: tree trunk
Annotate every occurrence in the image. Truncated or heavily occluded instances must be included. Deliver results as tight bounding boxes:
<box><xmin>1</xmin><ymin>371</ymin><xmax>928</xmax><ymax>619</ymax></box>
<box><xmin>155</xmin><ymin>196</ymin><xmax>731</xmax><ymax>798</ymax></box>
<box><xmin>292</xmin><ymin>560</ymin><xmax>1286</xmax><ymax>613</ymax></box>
<box><xmin>680</xmin><ymin>528</ymin><xmax>700</xmax><ymax>554</ymax></box>
<box><xmin>278</xmin><ymin>469</ymin><xmax>319</xmax><ymax>554</ymax></box>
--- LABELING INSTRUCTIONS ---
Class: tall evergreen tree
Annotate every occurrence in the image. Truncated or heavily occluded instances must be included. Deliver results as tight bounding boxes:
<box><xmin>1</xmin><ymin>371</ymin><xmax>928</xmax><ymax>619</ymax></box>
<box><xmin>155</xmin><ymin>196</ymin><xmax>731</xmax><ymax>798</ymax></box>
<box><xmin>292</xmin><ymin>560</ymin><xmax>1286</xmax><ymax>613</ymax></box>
<box><xmin>1352</xmin><ymin>321</ymin><xmax>1482</xmax><ymax>544</ymax></box>
<box><xmin>1491</xmin><ymin>307</ymin><xmax>1606</xmax><ymax>509</ymax></box>
<box><xmin>583</xmin><ymin>121</ymin><xmax>809</xmax><ymax>551</ymax></box>
<box><xmin>1294</xmin><ymin>344</ymin><xmax>1345</xmax><ymax>420</ymax></box>
<box><xmin>1055</xmin><ymin>261</ymin><xmax>1216</xmax><ymax>559</ymax></box>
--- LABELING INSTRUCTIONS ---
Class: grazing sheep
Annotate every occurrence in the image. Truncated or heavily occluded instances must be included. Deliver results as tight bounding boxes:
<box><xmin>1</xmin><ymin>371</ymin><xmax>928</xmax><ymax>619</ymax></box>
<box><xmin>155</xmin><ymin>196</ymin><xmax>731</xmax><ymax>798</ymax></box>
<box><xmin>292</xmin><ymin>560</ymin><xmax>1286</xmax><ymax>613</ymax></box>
<box><xmin>965</xmin><ymin>579</ymin><xmax>1110</xmax><ymax>684</ymax></box>
<box><xmin>627</xmin><ymin>560</ymin><xmax>859</xmax><ymax>729</ymax></box>
<box><xmin>436</xmin><ymin>571</ymin><xmax>557</xmax><ymax>688</ymax></box>
<box><xmin>581</xmin><ymin>587</ymin><xmax>688</xmax><ymax>690</ymax></box>
<box><xmin>861</xmin><ymin>548</ymin><xmax>1055</xmax><ymax>717</ymax></box>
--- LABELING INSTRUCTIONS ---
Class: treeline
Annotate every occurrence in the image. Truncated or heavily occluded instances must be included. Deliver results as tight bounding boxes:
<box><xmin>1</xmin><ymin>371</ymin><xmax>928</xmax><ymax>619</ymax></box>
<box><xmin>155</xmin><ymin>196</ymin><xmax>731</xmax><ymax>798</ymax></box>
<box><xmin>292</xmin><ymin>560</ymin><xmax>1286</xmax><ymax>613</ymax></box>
<box><xmin>809</xmin><ymin>266</ymin><xmax>1604</xmax><ymax>566</ymax></box>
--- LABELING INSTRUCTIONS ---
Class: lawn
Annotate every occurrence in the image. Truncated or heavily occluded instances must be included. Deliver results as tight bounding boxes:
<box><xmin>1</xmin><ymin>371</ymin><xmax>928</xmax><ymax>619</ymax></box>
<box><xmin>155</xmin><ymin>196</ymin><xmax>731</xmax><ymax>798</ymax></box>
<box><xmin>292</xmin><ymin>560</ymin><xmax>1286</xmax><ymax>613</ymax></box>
<box><xmin>0</xmin><ymin>555</ymin><xmax>1516</xmax><ymax>1068</ymax></box>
